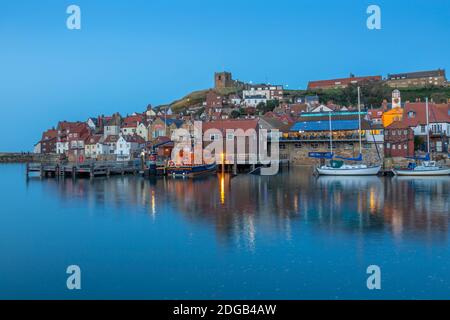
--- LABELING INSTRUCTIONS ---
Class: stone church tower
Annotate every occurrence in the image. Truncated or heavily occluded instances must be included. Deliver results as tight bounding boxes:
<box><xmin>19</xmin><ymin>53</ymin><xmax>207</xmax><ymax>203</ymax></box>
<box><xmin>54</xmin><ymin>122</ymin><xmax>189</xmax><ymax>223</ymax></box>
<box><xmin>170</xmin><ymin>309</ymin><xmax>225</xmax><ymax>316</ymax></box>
<box><xmin>214</xmin><ymin>72</ymin><xmax>233</xmax><ymax>89</ymax></box>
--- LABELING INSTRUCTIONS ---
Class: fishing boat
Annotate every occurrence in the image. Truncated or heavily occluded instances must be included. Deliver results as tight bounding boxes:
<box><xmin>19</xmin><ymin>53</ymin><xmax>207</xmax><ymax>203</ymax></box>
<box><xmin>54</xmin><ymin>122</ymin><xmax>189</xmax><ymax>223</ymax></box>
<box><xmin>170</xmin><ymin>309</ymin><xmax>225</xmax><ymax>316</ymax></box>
<box><xmin>392</xmin><ymin>98</ymin><xmax>450</xmax><ymax>176</ymax></box>
<box><xmin>166</xmin><ymin>147</ymin><xmax>217</xmax><ymax>178</ymax></box>
<box><xmin>313</xmin><ymin>87</ymin><xmax>381</xmax><ymax>176</ymax></box>
<box><xmin>166</xmin><ymin>162</ymin><xmax>217</xmax><ymax>178</ymax></box>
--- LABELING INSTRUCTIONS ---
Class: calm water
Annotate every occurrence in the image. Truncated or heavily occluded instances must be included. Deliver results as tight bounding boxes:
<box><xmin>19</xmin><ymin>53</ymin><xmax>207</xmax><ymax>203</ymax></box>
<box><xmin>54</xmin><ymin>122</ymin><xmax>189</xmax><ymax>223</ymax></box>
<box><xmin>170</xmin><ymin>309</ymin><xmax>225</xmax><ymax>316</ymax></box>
<box><xmin>1</xmin><ymin>164</ymin><xmax>449</xmax><ymax>299</ymax></box>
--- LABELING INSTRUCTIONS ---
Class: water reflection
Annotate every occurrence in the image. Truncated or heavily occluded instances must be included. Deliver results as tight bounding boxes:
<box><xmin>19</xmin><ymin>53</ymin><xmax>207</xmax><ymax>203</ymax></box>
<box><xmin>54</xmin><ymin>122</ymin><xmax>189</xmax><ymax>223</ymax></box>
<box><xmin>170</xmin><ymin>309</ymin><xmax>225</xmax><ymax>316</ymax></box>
<box><xmin>27</xmin><ymin>167</ymin><xmax>450</xmax><ymax>247</ymax></box>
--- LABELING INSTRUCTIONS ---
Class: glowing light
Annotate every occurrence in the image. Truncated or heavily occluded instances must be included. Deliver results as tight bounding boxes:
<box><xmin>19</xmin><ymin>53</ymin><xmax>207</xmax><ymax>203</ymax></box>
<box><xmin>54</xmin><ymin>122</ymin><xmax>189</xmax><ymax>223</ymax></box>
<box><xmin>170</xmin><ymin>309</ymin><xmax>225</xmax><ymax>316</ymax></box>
<box><xmin>220</xmin><ymin>175</ymin><xmax>225</xmax><ymax>205</ymax></box>
<box><xmin>151</xmin><ymin>190</ymin><xmax>156</xmax><ymax>217</ymax></box>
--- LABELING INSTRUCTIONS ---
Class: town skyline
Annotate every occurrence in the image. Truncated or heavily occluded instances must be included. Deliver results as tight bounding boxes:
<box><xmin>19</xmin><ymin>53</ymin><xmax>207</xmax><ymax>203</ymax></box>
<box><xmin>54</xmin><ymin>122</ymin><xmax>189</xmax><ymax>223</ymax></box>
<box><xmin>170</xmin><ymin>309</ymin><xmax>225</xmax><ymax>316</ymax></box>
<box><xmin>1</xmin><ymin>0</ymin><xmax>450</xmax><ymax>151</ymax></box>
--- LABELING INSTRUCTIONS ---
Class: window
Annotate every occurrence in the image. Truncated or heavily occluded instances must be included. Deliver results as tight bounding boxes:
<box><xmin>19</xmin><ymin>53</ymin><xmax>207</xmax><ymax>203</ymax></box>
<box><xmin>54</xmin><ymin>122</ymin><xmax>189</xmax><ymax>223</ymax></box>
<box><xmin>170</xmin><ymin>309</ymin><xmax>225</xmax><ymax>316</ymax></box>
<box><xmin>210</xmin><ymin>134</ymin><xmax>220</xmax><ymax>141</ymax></box>
<box><xmin>279</xmin><ymin>144</ymin><xmax>286</xmax><ymax>150</ymax></box>
<box><xmin>404</xmin><ymin>144</ymin><xmax>408</xmax><ymax>150</ymax></box>
<box><xmin>421</xmin><ymin>125</ymin><xmax>426</xmax><ymax>133</ymax></box>
<box><xmin>294</xmin><ymin>143</ymin><xmax>302</xmax><ymax>149</ymax></box>
<box><xmin>226</xmin><ymin>133</ymin><xmax>234</xmax><ymax>141</ymax></box>
<box><xmin>392</xmin><ymin>145</ymin><xmax>396</xmax><ymax>150</ymax></box>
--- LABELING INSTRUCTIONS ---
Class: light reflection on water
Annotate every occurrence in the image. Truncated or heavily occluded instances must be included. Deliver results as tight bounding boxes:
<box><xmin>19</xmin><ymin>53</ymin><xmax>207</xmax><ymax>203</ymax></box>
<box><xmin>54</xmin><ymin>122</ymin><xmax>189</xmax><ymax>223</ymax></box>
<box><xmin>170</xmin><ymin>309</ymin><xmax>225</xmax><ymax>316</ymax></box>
<box><xmin>1</xmin><ymin>164</ymin><xmax>450</xmax><ymax>299</ymax></box>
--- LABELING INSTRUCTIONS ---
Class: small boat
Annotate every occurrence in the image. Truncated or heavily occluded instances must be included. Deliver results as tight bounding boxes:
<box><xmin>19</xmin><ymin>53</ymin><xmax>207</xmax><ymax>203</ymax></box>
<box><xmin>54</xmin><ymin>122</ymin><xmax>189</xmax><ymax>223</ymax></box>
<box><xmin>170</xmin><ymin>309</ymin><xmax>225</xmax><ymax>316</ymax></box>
<box><xmin>311</xmin><ymin>87</ymin><xmax>381</xmax><ymax>176</ymax></box>
<box><xmin>391</xmin><ymin>98</ymin><xmax>450</xmax><ymax>177</ymax></box>
<box><xmin>392</xmin><ymin>161</ymin><xmax>450</xmax><ymax>176</ymax></box>
<box><xmin>166</xmin><ymin>162</ymin><xmax>217</xmax><ymax>178</ymax></box>
<box><xmin>317</xmin><ymin>161</ymin><xmax>382</xmax><ymax>176</ymax></box>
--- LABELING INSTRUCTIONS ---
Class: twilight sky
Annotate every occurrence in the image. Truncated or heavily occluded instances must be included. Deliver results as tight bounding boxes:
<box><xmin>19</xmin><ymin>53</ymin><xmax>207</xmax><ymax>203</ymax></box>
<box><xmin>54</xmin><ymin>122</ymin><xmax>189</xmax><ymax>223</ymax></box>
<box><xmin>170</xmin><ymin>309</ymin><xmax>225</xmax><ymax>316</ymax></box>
<box><xmin>0</xmin><ymin>0</ymin><xmax>449</xmax><ymax>151</ymax></box>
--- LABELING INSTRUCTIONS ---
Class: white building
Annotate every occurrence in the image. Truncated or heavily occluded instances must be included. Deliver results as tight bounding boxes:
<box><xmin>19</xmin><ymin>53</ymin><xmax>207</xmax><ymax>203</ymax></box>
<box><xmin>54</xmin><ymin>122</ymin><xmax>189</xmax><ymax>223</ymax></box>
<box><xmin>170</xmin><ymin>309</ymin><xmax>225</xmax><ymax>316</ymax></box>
<box><xmin>115</xmin><ymin>135</ymin><xmax>146</xmax><ymax>161</ymax></box>
<box><xmin>244</xmin><ymin>95</ymin><xmax>267</xmax><ymax>107</ymax></box>
<box><xmin>56</xmin><ymin>141</ymin><xmax>69</xmax><ymax>154</ymax></box>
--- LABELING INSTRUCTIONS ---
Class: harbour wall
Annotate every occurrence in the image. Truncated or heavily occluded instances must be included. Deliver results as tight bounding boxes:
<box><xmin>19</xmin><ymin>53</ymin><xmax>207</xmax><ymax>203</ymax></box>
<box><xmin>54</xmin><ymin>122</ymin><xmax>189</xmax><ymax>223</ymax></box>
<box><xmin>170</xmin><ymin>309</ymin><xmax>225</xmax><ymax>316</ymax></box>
<box><xmin>0</xmin><ymin>153</ymin><xmax>60</xmax><ymax>163</ymax></box>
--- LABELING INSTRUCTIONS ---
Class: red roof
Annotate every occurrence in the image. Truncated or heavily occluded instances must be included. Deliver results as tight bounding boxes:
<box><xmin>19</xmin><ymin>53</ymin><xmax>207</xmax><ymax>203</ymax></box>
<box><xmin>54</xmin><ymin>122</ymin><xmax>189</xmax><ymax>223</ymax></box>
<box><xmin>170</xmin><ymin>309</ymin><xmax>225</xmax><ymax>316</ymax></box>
<box><xmin>367</xmin><ymin>108</ymin><xmax>384</xmax><ymax>119</ymax></box>
<box><xmin>122</xmin><ymin>135</ymin><xmax>146</xmax><ymax>144</ymax></box>
<box><xmin>104</xmin><ymin>135</ymin><xmax>119</xmax><ymax>143</ymax></box>
<box><xmin>85</xmin><ymin>134</ymin><xmax>103</xmax><ymax>145</ymax></box>
<box><xmin>402</xmin><ymin>103</ymin><xmax>450</xmax><ymax>127</ymax></box>
<box><xmin>202</xmin><ymin>119</ymin><xmax>259</xmax><ymax>133</ymax></box>
<box><xmin>386</xmin><ymin>121</ymin><xmax>410</xmax><ymax>129</ymax></box>
<box><xmin>122</xmin><ymin>115</ymin><xmax>144</xmax><ymax>128</ymax></box>
<box><xmin>41</xmin><ymin>129</ymin><xmax>57</xmax><ymax>141</ymax></box>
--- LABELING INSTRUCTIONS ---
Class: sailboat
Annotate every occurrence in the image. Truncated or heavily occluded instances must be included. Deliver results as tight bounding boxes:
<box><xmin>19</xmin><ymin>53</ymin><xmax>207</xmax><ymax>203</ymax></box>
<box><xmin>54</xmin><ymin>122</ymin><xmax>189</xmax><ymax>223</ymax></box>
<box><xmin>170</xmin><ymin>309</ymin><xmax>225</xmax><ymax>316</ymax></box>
<box><xmin>392</xmin><ymin>98</ymin><xmax>450</xmax><ymax>176</ymax></box>
<box><xmin>315</xmin><ymin>87</ymin><xmax>381</xmax><ymax>176</ymax></box>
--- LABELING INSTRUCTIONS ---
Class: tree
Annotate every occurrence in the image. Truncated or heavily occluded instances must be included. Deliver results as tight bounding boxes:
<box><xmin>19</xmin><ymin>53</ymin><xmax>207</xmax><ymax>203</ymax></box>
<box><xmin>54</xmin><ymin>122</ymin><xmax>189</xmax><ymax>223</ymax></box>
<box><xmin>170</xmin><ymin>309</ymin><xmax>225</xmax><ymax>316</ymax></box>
<box><xmin>230</xmin><ymin>110</ymin><xmax>240</xmax><ymax>119</ymax></box>
<box><xmin>256</xmin><ymin>100</ymin><xmax>278</xmax><ymax>115</ymax></box>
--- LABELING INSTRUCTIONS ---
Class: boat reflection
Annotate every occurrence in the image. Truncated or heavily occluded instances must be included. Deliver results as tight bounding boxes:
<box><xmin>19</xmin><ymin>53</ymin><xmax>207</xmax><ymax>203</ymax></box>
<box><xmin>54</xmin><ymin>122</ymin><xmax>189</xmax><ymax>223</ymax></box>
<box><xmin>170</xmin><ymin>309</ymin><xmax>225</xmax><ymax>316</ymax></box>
<box><xmin>27</xmin><ymin>167</ymin><xmax>450</xmax><ymax>247</ymax></box>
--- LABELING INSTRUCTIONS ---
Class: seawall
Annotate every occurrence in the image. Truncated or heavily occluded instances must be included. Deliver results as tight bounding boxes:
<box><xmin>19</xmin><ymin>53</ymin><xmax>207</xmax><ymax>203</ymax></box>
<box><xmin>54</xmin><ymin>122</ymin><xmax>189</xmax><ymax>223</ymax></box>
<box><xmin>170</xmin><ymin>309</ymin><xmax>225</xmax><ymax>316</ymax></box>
<box><xmin>0</xmin><ymin>153</ymin><xmax>60</xmax><ymax>163</ymax></box>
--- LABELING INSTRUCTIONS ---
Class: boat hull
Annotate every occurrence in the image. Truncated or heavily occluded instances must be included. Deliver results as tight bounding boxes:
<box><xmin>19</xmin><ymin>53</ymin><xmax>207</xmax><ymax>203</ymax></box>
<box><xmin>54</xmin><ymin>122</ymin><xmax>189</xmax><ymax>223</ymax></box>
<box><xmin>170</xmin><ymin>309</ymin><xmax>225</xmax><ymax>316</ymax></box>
<box><xmin>392</xmin><ymin>168</ymin><xmax>450</xmax><ymax>176</ymax></box>
<box><xmin>316</xmin><ymin>165</ymin><xmax>381</xmax><ymax>176</ymax></box>
<box><xmin>167</xmin><ymin>163</ymin><xmax>217</xmax><ymax>178</ymax></box>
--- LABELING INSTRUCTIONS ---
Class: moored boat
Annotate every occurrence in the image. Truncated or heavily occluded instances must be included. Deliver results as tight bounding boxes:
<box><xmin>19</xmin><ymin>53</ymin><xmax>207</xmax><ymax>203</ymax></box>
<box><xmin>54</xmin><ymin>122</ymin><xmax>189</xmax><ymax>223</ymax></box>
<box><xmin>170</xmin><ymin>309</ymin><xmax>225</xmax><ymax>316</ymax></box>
<box><xmin>391</xmin><ymin>98</ymin><xmax>450</xmax><ymax>177</ymax></box>
<box><xmin>392</xmin><ymin>161</ymin><xmax>450</xmax><ymax>176</ymax></box>
<box><xmin>166</xmin><ymin>162</ymin><xmax>217</xmax><ymax>178</ymax></box>
<box><xmin>311</xmin><ymin>87</ymin><xmax>381</xmax><ymax>176</ymax></box>
<box><xmin>317</xmin><ymin>163</ymin><xmax>382</xmax><ymax>176</ymax></box>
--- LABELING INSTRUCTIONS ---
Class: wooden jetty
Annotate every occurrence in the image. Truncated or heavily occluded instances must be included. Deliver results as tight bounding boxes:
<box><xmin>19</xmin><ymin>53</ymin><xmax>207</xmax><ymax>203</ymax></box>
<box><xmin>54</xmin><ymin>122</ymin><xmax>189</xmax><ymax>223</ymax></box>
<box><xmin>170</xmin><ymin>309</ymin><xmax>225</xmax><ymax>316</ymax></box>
<box><xmin>26</xmin><ymin>160</ymin><xmax>141</xmax><ymax>179</ymax></box>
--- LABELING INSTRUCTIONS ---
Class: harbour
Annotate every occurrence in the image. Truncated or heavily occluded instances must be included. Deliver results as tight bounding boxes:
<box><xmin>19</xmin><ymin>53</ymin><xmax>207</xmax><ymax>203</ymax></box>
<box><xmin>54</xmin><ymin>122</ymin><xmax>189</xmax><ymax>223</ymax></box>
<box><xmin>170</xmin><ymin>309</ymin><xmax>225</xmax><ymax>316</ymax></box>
<box><xmin>2</xmin><ymin>163</ymin><xmax>450</xmax><ymax>299</ymax></box>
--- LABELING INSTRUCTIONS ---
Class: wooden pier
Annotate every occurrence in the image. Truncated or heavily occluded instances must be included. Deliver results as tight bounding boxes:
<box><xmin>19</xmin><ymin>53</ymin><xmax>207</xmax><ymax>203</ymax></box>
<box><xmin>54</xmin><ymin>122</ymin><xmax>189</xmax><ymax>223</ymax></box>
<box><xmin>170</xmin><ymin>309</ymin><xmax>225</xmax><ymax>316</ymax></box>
<box><xmin>26</xmin><ymin>161</ymin><xmax>141</xmax><ymax>179</ymax></box>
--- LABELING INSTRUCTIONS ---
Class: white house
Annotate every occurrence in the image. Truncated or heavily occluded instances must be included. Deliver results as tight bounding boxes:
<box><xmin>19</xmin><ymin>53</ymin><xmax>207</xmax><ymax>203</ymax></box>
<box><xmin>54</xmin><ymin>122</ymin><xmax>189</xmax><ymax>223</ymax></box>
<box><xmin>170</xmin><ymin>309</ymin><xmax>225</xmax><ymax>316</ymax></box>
<box><xmin>84</xmin><ymin>135</ymin><xmax>103</xmax><ymax>158</ymax></box>
<box><xmin>136</xmin><ymin>123</ymin><xmax>148</xmax><ymax>141</ymax></box>
<box><xmin>244</xmin><ymin>95</ymin><xmax>267</xmax><ymax>107</ymax></box>
<box><xmin>120</xmin><ymin>124</ymin><xmax>138</xmax><ymax>136</ymax></box>
<box><xmin>115</xmin><ymin>135</ymin><xmax>146</xmax><ymax>161</ymax></box>
<box><xmin>97</xmin><ymin>135</ymin><xmax>119</xmax><ymax>155</ymax></box>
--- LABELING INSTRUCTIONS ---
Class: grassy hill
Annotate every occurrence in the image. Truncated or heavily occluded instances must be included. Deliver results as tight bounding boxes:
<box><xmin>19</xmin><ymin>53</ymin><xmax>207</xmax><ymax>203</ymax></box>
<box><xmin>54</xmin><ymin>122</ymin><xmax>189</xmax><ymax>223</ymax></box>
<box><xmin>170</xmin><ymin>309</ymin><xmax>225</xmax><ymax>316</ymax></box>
<box><xmin>158</xmin><ymin>83</ymin><xmax>450</xmax><ymax>113</ymax></box>
<box><xmin>159</xmin><ymin>87</ymin><xmax>243</xmax><ymax>113</ymax></box>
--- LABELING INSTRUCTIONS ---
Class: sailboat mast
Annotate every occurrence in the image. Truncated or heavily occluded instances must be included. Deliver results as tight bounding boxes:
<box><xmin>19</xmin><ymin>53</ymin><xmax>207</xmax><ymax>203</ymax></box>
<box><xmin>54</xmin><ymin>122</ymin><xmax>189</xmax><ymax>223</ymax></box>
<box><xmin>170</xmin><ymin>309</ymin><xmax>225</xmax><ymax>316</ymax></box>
<box><xmin>426</xmin><ymin>97</ymin><xmax>430</xmax><ymax>156</ymax></box>
<box><xmin>328</xmin><ymin>111</ymin><xmax>333</xmax><ymax>154</ymax></box>
<box><xmin>357</xmin><ymin>86</ymin><xmax>362</xmax><ymax>155</ymax></box>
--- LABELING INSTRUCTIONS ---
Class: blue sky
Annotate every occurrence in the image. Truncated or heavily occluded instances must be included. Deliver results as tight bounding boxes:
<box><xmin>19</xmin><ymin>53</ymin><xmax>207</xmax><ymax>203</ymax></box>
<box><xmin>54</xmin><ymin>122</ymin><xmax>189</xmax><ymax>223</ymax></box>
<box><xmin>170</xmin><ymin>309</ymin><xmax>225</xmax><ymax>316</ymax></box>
<box><xmin>0</xmin><ymin>0</ymin><xmax>449</xmax><ymax>151</ymax></box>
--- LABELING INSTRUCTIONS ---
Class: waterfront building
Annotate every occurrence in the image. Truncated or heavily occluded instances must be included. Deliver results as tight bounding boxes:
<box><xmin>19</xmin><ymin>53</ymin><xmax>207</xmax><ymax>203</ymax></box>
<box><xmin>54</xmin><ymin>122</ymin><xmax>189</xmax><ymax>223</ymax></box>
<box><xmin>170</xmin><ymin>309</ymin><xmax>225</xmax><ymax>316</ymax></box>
<box><xmin>386</xmin><ymin>69</ymin><xmax>447</xmax><ymax>88</ymax></box>
<box><xmin>84</xmin><ymin>134</ymin><xmax>103</xmax><ymax>159</ymax></box>
<box><xmin>283</xmin><ymin>111</ymin><xmax>383</xmax><ymax>165</ymax></box>
<box><xmin>384</xmin><ymin>121</ymin><xmax>415</xmax><ymax>158</ymax></box>
<box><xmin>97</xmin><ymin>135</ymin><xmax>119</xmax><ymax>157</ymax></box>
<box><xmin>56</xmin><ymin>121</ymin><xmax>89</xmax><ymax>155</ymax></box>
<box><xmin>36</xmin><ymin>129</ymin><xmax>57</xmax><ymax>154</ymax></box>
<box><xmin>115</xmin><ymin>135</ymin><xmax>146</xmax><ymax>161</ymax></box>
<box><xmin>202</xmin><ymin>119</ymin><xmax>260</xmax><ymax>164</ymax></box>
<box><xmin>402</xmin><ymin>102</ymin><xmax>450</xmax><ymax>153</ymax></box>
